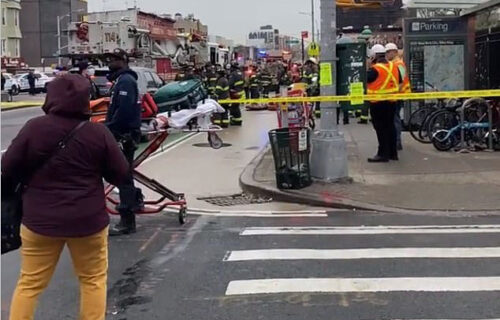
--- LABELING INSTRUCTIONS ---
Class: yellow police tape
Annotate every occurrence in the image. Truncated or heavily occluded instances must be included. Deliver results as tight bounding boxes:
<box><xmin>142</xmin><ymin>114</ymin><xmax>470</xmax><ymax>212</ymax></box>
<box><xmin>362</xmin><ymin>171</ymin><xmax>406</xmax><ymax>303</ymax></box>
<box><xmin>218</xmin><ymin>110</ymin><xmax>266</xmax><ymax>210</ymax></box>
<box><xmin>218</xmin><ymin>89</ymin><xmax>500</xmax><ymax>105</ymax></box>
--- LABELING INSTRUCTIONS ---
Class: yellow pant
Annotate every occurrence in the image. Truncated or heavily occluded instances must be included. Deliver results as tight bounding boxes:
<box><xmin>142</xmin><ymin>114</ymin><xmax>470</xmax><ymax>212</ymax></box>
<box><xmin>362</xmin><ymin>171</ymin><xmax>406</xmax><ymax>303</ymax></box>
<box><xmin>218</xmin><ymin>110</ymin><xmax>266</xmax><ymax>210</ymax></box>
<box><xmin>9</xmin><ymin>225</ymin><xmax>108</xmax><ymax>320</ymax></box>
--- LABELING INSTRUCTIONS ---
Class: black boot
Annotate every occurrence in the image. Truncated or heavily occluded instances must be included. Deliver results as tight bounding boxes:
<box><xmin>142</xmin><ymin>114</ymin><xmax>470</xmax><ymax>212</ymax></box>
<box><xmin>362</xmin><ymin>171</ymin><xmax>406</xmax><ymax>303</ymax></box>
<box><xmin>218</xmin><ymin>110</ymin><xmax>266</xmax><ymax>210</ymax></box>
<box><xmin>109</xmin><ymin>215</ymin><xmax>136</xmax><ymax>236</ymax></box>
<box><xmin>367</xmin><ymin>155</ymin><xmax>389</xmax><ymax>163</ymax></box>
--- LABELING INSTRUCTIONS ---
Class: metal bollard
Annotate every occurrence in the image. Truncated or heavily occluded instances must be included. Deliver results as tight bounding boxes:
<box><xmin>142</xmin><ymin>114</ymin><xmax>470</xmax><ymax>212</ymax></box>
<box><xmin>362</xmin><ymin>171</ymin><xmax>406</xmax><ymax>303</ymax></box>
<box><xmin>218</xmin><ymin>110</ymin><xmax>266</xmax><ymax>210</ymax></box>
<box><xmin>458</xmin><ymin>103</ymin><xmax>467</xmax><ymax>152</ymax></box>
<box><xmin>488</xmin><ymin>102</ymin><xmax>494</xmax><ymax>151</ymax></box>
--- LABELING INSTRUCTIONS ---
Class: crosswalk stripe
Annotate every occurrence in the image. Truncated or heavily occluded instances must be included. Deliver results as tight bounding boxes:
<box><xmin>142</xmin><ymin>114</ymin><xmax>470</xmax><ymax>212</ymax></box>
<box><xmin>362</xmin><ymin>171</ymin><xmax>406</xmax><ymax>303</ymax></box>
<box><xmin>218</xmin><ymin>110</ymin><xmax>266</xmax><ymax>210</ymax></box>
<box><xmin>225</xmin><ymin>277</ymin><xmax>500</xmax><ymax>295</ymax></box>
<box><xmin>240</xmin><ymin>225</ymin><xmax>500</xmax><ymax>236</ymax></box>
<box><xmin>224</xmin><ymin>247</ymin><xmax>500</xmax><ymax>261</ymax></box>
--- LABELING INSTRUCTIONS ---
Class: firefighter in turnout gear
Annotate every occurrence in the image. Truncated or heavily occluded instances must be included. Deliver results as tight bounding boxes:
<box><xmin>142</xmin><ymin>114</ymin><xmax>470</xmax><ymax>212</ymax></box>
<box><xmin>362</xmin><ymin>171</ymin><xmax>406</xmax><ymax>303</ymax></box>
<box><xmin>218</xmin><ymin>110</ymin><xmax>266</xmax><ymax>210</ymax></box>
<box><xmin>214</xmin><ymin>69</ymin><xmax>230</xmax><ymax>128</ymax></box>
<box><xmin>205</xmin><ymin>64</ymin><xmax>218</xmax><ymax>98</ymax></box>
<box><xmin>366</xmin><ymin>44</ymin><xmax>401</xmax><ymax>163</ymax></box>
<box><xmin>249</xmin><ymin>67</ymin><xmax>260</xmax><ymax>99</ymax></box>
<box><xmin>259</xmin><ymin>69</ymin><xmax>272</xmax><ymax>98</ymax></box>
<box><xmin>303</xmin><ymin>58</ymin><xmax>321</xmax><ymax>118</ymax></box>
<box><xmin>228</xmin><ymin>62</ymin><xmax>244</xmax><ymax>126</ymax></box>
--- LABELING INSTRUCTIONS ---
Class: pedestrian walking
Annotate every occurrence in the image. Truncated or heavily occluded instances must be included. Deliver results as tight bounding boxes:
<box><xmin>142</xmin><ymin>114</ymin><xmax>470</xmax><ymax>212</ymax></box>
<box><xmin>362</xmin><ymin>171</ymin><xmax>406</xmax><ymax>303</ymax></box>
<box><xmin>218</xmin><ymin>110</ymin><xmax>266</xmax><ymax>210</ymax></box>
<box><xmin>2</xmin><ymin>74</ymin><xmax>129</xmax><ymax>320</ymax></box>
<box><xmin>386</xmin><ymin>42</ymin><xmax>411</xmax><ymax>150</ymax></box>
<box><xmin>27</xmin><ymin>70</ymin><xmax>36</xmax><ymax>95</ymax></box>
<box><xmin>104</xmin><ymin>48</ymin><xmax>144</xmax><ymax>236</ymax></box>
<box><xmin>366</xmin><ymin>44</ymin><xmax>401</xmax><ymax>163</ymax></box>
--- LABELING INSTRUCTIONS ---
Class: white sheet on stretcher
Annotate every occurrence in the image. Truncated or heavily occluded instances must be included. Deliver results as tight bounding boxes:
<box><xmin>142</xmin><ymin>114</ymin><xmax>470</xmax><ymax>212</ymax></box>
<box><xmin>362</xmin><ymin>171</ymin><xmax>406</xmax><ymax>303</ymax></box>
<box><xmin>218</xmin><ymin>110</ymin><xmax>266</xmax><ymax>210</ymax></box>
<box><xmin>166</xmin><ymin>99</ymin><xmax>225</xmax><ymax>129</ymax></box>
<box><xmin>149</xmin><ymin>99</ymin><xmax>225</xmax><ymax>130</ymax></box>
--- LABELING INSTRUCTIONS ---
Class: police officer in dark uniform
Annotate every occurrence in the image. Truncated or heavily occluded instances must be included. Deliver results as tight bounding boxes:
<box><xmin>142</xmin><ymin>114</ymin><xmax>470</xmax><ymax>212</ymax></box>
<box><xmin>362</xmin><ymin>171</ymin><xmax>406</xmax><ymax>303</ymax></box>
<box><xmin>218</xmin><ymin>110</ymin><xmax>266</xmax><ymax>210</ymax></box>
<box><xmin>104</xmin><ymin>48</ymin><xmax>143</xmax><ymax>235</ymax></box>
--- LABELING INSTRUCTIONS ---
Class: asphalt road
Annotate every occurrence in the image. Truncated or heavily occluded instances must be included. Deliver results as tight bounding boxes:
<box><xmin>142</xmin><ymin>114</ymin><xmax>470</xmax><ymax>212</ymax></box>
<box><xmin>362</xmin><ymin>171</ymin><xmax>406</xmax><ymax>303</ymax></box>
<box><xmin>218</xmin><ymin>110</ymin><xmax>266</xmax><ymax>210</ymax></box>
<box><xmin>1</xmin><ymin>107</ymin><xmax>44</xmax><ymax>150</ymax></box>
<box><xmin>3</xmin><ymin>210</ymin><xmax>500</xmax><ymax>319</ymax></box>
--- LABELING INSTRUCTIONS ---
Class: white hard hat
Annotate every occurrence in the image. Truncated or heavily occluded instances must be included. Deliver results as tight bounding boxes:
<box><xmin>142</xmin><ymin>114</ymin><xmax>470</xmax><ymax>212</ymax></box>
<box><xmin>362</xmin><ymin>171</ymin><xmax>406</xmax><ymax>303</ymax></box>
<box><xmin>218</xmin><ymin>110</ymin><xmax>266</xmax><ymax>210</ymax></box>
<box><xmin>308</xmin><ymin>57</ymin><xmax>318</xmax><ymax>64</ymax></box>
<box><xmin>385</xmin><ymin>43</ymin><xmax>398</xmax><ymax>52</ymax></box>
<box><xmin>371</xmin><ymin>44</ymin><xmax>386</xmax><ymax>55</ymax></box>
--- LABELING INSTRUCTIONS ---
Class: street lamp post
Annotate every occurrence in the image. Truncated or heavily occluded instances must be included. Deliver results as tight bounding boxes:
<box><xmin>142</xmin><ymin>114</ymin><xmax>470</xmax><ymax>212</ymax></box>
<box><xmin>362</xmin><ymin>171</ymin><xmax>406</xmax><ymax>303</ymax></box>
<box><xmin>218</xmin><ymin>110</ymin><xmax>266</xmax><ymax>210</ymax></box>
<box><xmin>311</xmin><ymin>0</ymin><xmax>315</xmax><ymax>43</ymax></box>
<box><xmin>310</xmin><ymin>0</ymin><xmax>349</xmax><ymax>181</ymax></box>
<box><xmin>56</xmin><ymin>9</ymin><xmax>84</xmax><ymax>66</ymax></box>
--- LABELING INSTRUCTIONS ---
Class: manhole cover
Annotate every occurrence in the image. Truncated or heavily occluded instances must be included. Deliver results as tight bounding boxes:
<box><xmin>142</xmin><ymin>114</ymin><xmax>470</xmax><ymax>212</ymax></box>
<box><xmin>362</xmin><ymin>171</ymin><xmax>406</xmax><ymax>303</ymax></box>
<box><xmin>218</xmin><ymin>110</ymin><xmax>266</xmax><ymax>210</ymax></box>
<box><xmin>197</xmin><ymin>193</ymin><xmax>272</xmax><ymax>207</ymax></box>
<box><xmin>192</xmin><ymin>143</ymin><xmax>232</xmax><ymax>148</ymax></box>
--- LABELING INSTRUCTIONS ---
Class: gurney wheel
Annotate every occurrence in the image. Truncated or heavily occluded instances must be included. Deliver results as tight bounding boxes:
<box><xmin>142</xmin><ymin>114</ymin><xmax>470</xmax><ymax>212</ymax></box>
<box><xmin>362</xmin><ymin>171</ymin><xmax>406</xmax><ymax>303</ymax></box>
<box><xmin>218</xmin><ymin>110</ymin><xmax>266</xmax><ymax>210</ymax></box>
<box><xmin>208</xmin><ymin>133</ymin><xmax>223</xmax><ymax>149</ymax></box>
<box><xmin>178</xmin><ymin>207</ymin><xmax>187</xmax><ymax>225</ymax></box>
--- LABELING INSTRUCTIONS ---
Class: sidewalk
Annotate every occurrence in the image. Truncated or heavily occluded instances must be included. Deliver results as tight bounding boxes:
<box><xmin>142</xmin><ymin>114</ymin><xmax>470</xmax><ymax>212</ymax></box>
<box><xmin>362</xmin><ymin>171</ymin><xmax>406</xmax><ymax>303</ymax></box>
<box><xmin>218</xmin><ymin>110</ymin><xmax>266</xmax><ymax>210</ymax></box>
<box><xmin>240</xmin><ymin>122</ymin><xmax>500</xmax><ymax>213</ymax></box>
<box><xmin>138</xmin><ymin>109</ymin><xmax>317</xmax><ymax>212</ymax></box>
<box><xmin>1</xmin><ymin>93</ymin><xmax>44</xmax><ymax>111</ymax></box>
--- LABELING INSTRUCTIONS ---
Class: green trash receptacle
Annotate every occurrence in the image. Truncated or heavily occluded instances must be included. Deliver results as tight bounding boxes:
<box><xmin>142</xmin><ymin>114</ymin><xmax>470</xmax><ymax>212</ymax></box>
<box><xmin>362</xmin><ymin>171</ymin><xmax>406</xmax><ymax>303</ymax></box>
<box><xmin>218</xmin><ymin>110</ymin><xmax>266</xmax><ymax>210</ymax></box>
<box><xmin>268</xmin><ymin>127</ymin><xmax>312</xmax><ymax>190</ymax></box>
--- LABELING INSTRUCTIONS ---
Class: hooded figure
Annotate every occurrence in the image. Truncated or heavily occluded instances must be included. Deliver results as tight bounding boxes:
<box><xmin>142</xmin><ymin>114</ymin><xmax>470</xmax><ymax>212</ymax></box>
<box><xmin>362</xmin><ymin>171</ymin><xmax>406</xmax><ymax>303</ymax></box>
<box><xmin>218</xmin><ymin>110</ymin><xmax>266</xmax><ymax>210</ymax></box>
<box><xmin>2</xmin><ymin>74</ymin><xmax>129</xmax><ymax>320</ymax></box>
<box><xmin>2</xmin><ymin>73</ymin><xmax>128</xmax><ymax>236</ymax></box>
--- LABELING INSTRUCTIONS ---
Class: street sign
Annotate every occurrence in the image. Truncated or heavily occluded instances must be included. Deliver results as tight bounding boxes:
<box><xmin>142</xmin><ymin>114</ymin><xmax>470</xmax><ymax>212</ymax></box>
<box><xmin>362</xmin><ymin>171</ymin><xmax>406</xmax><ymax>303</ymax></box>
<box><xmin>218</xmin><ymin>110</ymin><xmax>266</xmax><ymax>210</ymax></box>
<box><xmin>301</xmin><ymin>31</ymin><xmax>309</xmax><ymax>39</ymax></box>
<box><xmin>308</xmin><ymin>42</ymin><xmax>320</xmax><ymax>57</ymax></box>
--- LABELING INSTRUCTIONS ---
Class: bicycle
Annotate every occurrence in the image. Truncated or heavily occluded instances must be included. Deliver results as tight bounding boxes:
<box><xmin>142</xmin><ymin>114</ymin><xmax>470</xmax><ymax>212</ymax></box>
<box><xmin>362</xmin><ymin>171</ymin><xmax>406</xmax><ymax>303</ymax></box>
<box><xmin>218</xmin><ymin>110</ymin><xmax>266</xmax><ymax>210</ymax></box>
<box><xmin>431</xmin><ymin>99</ymin><xmax>499</xmax><ymax>151</ymax></box>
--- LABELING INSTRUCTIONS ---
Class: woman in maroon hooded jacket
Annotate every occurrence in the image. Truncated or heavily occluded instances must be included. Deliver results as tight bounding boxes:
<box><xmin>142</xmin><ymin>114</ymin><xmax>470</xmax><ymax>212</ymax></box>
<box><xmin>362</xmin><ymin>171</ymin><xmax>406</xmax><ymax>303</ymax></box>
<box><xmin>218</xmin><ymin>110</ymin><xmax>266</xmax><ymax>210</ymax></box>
<box><xmin>2</xmin><ymin>74</ymin><xmax>129</xmax><ymax>320</ymax></box>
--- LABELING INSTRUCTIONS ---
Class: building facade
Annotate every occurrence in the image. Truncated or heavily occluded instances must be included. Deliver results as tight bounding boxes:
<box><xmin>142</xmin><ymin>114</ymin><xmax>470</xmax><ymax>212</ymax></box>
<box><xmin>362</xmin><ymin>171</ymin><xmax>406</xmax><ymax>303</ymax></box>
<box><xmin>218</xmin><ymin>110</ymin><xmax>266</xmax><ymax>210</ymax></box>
<box><xmin>172</xmin><ymin>13</ymin><xmax>207</xmax><ymax>40</ymax></box>
<box><xmin>20</xmin><ymin>0</ymin><xmax>87</xmax><ymax>67</ymax></box>
<box><xmin>1</xmin><ymin>0</ymin><xmax>22</xmax><ymax>58</ymax></box>
<box><xmin>337</xmin><ymin>0</ymin><xmax>404</xmax><ymax>31</ymax></box>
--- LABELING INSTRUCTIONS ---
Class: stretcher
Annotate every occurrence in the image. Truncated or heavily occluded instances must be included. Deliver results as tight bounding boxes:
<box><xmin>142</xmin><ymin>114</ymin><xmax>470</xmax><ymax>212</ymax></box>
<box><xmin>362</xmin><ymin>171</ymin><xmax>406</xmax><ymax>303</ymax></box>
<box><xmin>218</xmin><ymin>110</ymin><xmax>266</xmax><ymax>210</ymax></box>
<box><xmin>91</xmin><ymin>98</ymin><xmax>225</xmax><ymax>224</ymax></box>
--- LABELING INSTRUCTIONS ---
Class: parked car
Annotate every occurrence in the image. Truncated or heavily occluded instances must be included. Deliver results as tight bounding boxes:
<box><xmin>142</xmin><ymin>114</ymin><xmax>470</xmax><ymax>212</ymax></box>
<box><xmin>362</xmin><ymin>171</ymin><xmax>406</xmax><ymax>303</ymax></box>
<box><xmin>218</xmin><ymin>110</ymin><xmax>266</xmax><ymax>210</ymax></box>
<box><xmin>70</xmin><ymin>66</ymin><xmax>164</xmax><ymax>97</ymax></box>
<box><xmin>3</xmin><ymin>73</ymin><xmax>21</xmax><ymax>95</ymax></box>
<box><xmin>17</xmin><ymin>72</ymin><xmax>54</xmax><ymax>93</ymax></box>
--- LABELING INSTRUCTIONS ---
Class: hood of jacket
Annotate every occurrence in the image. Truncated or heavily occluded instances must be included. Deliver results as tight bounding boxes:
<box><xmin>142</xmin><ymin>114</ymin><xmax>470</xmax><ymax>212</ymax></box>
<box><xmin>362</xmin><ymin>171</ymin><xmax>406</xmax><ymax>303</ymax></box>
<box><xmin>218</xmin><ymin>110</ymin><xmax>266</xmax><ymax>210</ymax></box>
<box><xmin>42</xmin><ymin>74</ymin><xmax>91</xmax><ymax>119</ymax></box>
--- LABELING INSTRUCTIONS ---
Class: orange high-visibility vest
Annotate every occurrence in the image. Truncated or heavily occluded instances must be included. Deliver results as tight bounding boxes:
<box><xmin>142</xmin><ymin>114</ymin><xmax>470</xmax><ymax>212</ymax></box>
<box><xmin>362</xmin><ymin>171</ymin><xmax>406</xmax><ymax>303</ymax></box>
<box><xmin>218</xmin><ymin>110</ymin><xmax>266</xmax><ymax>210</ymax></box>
<box><xmin>367</xmin><ymin>61</ymin><xmax>400</xmax><ymax>96</ymax></box>
<box><xmin>393</xmin><ymin>58</ymin><xmax>411</xmax><ymax>93</ymax></box>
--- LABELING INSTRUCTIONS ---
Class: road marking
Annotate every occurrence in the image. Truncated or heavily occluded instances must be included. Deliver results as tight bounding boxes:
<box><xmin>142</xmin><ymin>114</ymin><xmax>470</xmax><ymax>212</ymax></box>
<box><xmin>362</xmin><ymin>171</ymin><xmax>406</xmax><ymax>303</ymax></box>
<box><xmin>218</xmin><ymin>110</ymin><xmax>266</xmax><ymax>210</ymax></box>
<box><xmin>162</xmin><ymin>208</ymin><xmax>327</xmax><ymax>218</ymax></box>
<box><xmin>191</xmin><ymin>212</ymin><xmax>328</xmax><ymax>218</ymax></box>
<box><xmin>225</xmin><ymin>277</ymin><xmax>500</xmax><ymax>295</ymax></box>
<box><xmin>184</xmin><ymin>208</ymin><xmax>328</xmax><ymax>214</ymax></box>
<box><xmin>224</xmin><ymin>247</ymin><xmax>500</xmax><ymax>261</ymax></box>
<box><xmin>240</xmin><ymin>225</ymin><xmax>500</xmax><ymax>236</ymax></box>
<box><xmin>143</xmin><ymin>132</ymin><xmax>199</xmax><ymax>164</ymax></box>
<box><xmin>139</xmin><ymin>227</ymin><xmax>162</xmax><ymax>253</ymax></box>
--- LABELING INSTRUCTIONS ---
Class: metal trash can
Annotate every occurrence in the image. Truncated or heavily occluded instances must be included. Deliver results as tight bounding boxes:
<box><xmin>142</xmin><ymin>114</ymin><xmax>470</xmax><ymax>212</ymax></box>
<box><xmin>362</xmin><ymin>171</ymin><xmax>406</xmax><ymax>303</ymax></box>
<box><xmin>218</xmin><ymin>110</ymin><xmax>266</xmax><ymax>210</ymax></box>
<box><xmin>268</xmin><ymin>127</ymin><xmax>312</xmax><ymax>190</ymax></box>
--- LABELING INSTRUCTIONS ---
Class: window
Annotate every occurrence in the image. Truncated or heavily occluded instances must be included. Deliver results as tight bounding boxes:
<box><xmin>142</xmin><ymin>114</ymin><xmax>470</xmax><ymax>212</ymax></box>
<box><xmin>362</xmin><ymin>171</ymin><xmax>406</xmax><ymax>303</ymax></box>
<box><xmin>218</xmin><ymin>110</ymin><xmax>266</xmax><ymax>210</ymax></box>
<box><xmin>15</xmin><ymin>39</ymin><xmax>19</xmax><ymax>57</ymax></box>
<box><xmin>2</xmin><ymin>8</ymin><xmax>6</xmax><ymax>25</ymax></box>
<box><xmin>1</xmin><ymin>39</ymin><xmax>5</xmax><ymax>55</ymax></box>
<box><xmin>144</xmin><ymin>72</ymin><xmax>157</xmax><ymax>88</ymax></box>
<box><xmin>151</xmin><ymin>72</ymin><xmax>164</xmax><ymax>87</ymax></box>
<box><xmin>14</xmin><ymin>10</ymin><xmax>18</xmax><ymax>26</ymax></box>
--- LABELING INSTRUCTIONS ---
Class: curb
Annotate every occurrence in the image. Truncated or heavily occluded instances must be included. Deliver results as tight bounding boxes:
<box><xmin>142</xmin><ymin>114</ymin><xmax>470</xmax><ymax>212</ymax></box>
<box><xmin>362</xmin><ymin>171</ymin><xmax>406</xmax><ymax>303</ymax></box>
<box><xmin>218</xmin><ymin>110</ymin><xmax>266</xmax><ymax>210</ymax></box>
<box><xmin>1</xmin><ymin>103</ymin><xmax>42</xmax><ymax>112</ymax></box>
<box><xmin>239</xmin><ymin>145</ymin><xmax>500</xmax><ymax>217</ymax></box>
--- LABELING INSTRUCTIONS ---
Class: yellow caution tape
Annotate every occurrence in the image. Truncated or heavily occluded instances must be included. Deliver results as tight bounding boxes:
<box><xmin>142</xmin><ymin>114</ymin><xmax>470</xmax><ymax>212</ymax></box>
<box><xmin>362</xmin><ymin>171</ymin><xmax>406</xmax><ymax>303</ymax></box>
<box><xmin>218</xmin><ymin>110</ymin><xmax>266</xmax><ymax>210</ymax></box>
<box><xmin>218</xmin><ymin>89</ymin><xmax>500</xmax><ymax>105</ymax></box>
<box><xmin>0</xmin><ymin>101</ymin><xmax>44</xmax><ymax>109</ymax></box>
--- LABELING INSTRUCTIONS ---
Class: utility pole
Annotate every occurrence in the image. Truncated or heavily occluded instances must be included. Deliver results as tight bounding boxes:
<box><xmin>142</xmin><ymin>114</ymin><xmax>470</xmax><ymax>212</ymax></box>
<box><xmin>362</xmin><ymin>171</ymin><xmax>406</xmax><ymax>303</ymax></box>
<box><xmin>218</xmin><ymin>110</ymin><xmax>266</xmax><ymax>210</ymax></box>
<box><xmin>310</xmin><ymin>0</ymin><xmax>349</xmax><ymax>181</ymax></box>
<box><xmin>57</xmin><ymin>15</ymin><xmax>62</xmax><ymax>66</ymax></box>
<box><xmin>311</xmin><ymin>0</ymin><xmax>315</xmax><ymax>43</ymax></box>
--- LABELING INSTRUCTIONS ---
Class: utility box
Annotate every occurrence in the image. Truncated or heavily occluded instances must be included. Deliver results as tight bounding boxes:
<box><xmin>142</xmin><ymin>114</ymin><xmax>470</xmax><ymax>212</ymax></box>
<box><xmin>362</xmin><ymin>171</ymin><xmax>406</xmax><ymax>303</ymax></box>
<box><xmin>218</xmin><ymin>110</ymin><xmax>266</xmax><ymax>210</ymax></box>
<box><xmin>336</xmin><ymin>40</ymin><xmax>367</xmax><ymax>112</ymax></box>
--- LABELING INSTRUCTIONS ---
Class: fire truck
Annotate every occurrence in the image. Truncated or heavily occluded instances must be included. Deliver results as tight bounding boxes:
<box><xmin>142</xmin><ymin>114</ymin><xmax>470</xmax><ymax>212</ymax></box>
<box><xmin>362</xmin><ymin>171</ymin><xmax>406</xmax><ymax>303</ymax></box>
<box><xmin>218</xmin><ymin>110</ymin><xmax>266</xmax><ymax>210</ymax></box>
<box><xmin>65</xmin><ymin>20</ymin><xmax>211</xmax><ymax>79</ymax></box>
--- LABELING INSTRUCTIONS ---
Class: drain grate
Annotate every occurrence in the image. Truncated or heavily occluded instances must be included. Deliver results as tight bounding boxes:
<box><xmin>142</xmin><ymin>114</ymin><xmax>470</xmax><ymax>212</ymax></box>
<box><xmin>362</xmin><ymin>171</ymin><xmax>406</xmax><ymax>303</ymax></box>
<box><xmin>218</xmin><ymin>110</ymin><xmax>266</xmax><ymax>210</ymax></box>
<box><xmin>197</xmin><ymin>193</ymin><xmax>272</xmax><ymax>207</ymax></box>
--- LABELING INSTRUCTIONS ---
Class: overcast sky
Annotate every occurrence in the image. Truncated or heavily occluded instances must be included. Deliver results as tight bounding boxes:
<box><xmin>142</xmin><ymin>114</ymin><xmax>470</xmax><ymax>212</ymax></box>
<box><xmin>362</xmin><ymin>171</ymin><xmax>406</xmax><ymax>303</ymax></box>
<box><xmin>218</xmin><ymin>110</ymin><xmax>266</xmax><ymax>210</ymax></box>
<box><xmin>89</xmin><ymin>0</ymin><xmax>321</xmax><ymax>44</ymax></box>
